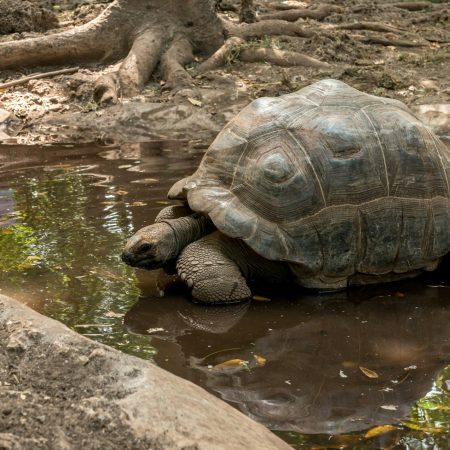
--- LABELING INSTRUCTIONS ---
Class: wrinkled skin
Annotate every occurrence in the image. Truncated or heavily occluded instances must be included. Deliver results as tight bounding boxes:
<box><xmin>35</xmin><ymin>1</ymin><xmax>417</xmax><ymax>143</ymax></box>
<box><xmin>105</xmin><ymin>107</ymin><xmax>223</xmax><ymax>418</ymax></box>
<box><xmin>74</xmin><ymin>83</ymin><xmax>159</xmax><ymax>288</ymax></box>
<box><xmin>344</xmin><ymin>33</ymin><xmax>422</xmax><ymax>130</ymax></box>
<box><xmin>122</xmin><ymin>205</ymin><xmax>288</xmax><ymax>303</ymax></box>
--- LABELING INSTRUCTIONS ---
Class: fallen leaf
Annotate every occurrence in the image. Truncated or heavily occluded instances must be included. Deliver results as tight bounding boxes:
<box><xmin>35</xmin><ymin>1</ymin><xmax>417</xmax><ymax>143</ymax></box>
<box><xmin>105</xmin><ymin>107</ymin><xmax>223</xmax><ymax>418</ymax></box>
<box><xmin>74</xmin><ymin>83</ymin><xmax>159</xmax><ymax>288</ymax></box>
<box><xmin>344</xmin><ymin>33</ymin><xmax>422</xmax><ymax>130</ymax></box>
<box><xmin>252</xmin><ymin>295</ymin><xmax>271</xmax><ymax>302</ymax></box>
<box><xmin>131</xmin><ymin>201</ymin><xmax>147</xmax><ymax>207</ymax></box>
<box><xmin>146</xmin><ymin>327</ymin><xmax>166</xmax><ymax>334</ymax></box>
<box><xmin>359</xmin><ymin>366</ymin><xmax>379</xmax><ymax>378</ymax></box>
<box><xmin>214</xmin><ymin>359</ymin><xmax>248</xmax><ymax>370</ymax></box>
<box><xmin>402</xmin><ymin>420</ymin><xmax>444</xmax><ymax>433</ymax></box>
<box><xmin>187</xmin><ymin>97</ymin><xmax>202</xmax><ymax>107</ymax></box>
<box><xmin>339</xmin><ymin>370</ymin><xmax>348</xmax><ymax>378</ymax></box>
<box><xmin>26</xmin><ymin>255</ymin><xmax>42</xmax><ymax>261</ymax></box>
<box><xmin>380</xmin><ymin>404</ymin><xmax>398</xmax><ymax>411</ymax></box>
<box><xmin>156</xmin><ymin>200</ymin><xmax>172</xmax><ymax>205</ymax></box>
<box><xmin>364</xmin><ymin>425</ymin><xmax>398</xmax><ymax>438</ymax></box>
<box><xmin>104</xmin><ymin>311</ymin><xmax>124</xmax><ymax>318</ymax></box>
<box><xmin>253</xmin><ymin>354</ymin><xmax>267</xmax><ymax>367</ymax></box>
<box><xmin>114</xmin><ymin>190</ymin><xmax>128</xmax><ymax>196</ymax></box>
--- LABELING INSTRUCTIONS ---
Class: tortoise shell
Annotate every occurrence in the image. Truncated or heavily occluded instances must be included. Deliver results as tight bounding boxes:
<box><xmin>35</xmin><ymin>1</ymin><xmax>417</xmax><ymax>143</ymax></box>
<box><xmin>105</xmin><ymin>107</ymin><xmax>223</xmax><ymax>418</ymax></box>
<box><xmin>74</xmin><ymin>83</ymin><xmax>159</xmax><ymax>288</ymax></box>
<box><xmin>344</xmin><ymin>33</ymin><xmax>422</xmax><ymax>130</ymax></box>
<box><xmin>169</xmin><ymin>79</ymin><xmax>450</xmax><ymax>287</ymax></box>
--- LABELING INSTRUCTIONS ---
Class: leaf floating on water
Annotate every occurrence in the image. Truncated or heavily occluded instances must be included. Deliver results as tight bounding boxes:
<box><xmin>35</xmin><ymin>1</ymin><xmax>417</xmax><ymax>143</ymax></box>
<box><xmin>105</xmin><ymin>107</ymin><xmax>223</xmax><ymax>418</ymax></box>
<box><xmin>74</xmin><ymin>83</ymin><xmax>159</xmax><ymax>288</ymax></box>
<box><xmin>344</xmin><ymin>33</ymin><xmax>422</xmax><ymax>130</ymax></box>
<box><xmin>402</xmin><ymin>420</ymin><xmax>444</xmax><ymax>433</ymax></box>
<box><xmin>359</xmin><ymin>366</ymin><xmax>379</xmax><ymax>378</ymax></box>
<box><xmin>253</xmin><ymin>354</ymin><xmax>267</xmax><ymax>367</ymax></box>
<box><xmin>393</xmin><ymin>292</ymin><xmax>405</xmax><ymax>298</ymax></box>
<box><xmin>339</xmin><ymin>370</ymin><xmax>348</xmax><ymax>378</ymax></box>
<box><xmin>104</xmin><ymin>311</ymin><xmax>124</xmax><ymax>318</ymax></box>
<box><xmin>131</xmin><ymin>201</ymin><xmax>147</xmax><ymax>207</ymax></box>
<box><xmin>364</xmin><ymin>425</ymin><xmax>398</xmax><ymax>438</ymax></box>
<box><xmin>252</xmin><ymin>295</ymin><xmax>271</xmax><ymax>302</ymax></box>
<box><xmin>26</xmin><ymin>255</ymin><xmax>42</xmax><ymax>261</ymax></box>
<box><xmin>214</xmin><ymin>359</ymin><xmax>248</xmax><ymax>370</ymax></box>
<box><xmin>187</xmin><ymin>97</ymin><xmax>202</xmax><ymax>107</ymax></box>
<box><xmin>146</xmin><ymin>327</ymin><xmax>166</xmax><ymax>334</ymax></box>
<box><xmin>380</xmin><ymin>404</ymin><xmax>398</xmax><ymax>411</ymax></box>
<box><xmin>17</xmin><ymin>263</ymin><xmax>36</xmax><ymax>270</ymax></box>
<box><xmin>115</xmin><ymin>190</ymin><xmax>128</xmax><ymax>196</ymax></box>
<box><xmin>156</xmin><ymin>200</ymin><xmax>172</xmax><ymax>205</ymax></box>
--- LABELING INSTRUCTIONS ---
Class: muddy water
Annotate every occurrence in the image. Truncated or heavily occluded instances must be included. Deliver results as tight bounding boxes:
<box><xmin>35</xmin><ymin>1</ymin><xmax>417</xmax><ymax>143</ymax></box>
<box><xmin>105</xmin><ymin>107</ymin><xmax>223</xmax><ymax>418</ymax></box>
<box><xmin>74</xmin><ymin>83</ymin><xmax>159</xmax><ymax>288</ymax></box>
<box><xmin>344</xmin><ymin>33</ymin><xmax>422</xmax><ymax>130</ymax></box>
<box><xmin>0</xmin><ymin>143</ymin><xmax>449</xmax><ymax>449</ymax></box>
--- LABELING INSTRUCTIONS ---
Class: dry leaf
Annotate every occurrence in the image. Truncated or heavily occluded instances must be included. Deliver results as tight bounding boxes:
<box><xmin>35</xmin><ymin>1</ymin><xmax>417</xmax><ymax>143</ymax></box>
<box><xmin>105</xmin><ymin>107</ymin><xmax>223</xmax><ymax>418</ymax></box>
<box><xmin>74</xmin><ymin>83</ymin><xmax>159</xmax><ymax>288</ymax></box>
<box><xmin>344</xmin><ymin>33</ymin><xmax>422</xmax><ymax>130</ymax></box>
<box><xmin>156</xmin><ymin>200</ymin><xmax>172</xmax><ymax>205</ymax></box>
<box><xmin>131</xmin><ymin>201</ymin><xmax>147</xmax><ymax>207</ymax></box>
<box><xmin>115</xmin><ymin>190</ymin><xmax>128</xmax><ymax>196</ymax></box>
<box><xmin>214</xmin><ymin>359</ymin><xmax>248</xmax><ymax>370</ymax></box>
<box><xmin>187</xmin><ymin>97</ymin><xmax>202</xmax><ymax>107</ymax></box>
<box><xmin>364</xmin><ymin>425</ymin><xmax>398</xmax><ymax>438</ymax></box>
<box><xmin>359</xmin><ymin>366</ymin><xmax>379</xmax><ymax>378</ymax></box>
<box><xmin>252</xmin><ymin>295</ymin><xmax>271</xmax><ymax>302</ymax></box>
<box><xmin>253</xmin><ymin>354</ymin><xmax>267</xmax><ymax>367</ymax></box>
<box><xmin>381</xmin><ymin>404</ymin><xmax>398</xmax><ymax>411</ymax></box>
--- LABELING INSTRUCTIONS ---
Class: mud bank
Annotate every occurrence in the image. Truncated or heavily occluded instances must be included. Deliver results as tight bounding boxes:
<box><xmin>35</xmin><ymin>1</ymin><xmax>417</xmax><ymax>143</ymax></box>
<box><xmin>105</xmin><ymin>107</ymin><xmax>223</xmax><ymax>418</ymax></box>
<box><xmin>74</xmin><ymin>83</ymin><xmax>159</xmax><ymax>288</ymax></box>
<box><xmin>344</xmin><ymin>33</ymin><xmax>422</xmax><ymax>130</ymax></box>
<box><xmin>0</xmin><ymin>294</ymin><xmax>290</xmax><ymax>450</ymax></box>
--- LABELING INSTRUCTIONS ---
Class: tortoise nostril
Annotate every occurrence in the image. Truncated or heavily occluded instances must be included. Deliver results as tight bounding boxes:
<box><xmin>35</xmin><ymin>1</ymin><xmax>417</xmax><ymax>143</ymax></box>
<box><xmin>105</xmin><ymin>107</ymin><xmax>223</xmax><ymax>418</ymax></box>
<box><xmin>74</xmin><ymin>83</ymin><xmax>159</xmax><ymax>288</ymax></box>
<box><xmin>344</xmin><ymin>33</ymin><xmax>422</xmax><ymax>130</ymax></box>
<box><xmin>121</xmin><ymin>251</ymin><xmax>134</xmax><ymax>264</ymax></box>
<box><xmin>138</xmin><ymin>243</ymin><xmax>152</xmax><ymax>253</ymax></box>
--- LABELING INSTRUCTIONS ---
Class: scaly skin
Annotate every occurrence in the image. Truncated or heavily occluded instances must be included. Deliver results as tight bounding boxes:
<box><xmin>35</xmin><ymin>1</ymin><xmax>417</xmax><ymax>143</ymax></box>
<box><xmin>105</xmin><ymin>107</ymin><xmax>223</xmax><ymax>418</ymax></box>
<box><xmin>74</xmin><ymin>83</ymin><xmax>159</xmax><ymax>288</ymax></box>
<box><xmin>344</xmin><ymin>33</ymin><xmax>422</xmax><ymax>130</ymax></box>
<box><xmin>122</xmin><ymin>208</ymin><xmax>213</xmax><ymax>269</ymax></box>
<box><xmin>177</xmin><ymin>231</ymin><xmax>290</xmax><ymax>303</ymax></box>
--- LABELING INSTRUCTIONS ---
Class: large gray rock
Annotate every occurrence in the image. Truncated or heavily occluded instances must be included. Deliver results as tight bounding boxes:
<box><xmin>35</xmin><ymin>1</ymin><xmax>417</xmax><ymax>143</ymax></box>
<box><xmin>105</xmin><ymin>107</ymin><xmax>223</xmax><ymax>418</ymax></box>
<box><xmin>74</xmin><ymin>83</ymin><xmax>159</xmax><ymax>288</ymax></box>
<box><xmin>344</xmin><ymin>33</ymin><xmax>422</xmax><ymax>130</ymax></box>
<box><xmin>0</xmin><ymin>294</ymin><xmax>291</xmax><ymax>450</ymax></box>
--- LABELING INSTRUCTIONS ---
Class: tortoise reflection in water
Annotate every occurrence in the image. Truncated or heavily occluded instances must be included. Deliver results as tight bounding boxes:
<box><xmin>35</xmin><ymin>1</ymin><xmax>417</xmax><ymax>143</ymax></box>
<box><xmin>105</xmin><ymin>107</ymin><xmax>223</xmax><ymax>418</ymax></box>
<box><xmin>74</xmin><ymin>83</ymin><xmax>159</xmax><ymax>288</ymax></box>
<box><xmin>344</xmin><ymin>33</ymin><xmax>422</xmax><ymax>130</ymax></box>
<box><xmin>122</xmin><ymin>79</ymin><xmax>450</xmax><ymax>303</ymax></box>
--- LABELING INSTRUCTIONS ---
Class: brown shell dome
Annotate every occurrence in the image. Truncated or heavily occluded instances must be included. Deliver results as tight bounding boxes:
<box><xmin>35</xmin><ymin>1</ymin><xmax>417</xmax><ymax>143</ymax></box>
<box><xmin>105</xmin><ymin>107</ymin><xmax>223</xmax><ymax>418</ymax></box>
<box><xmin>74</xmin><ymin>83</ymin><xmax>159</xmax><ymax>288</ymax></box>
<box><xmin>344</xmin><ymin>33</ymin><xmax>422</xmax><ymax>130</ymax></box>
<box><xmin>168</xmin><ymin>79</ymin><xmax>450</xmax><ymax>283</ymax></box>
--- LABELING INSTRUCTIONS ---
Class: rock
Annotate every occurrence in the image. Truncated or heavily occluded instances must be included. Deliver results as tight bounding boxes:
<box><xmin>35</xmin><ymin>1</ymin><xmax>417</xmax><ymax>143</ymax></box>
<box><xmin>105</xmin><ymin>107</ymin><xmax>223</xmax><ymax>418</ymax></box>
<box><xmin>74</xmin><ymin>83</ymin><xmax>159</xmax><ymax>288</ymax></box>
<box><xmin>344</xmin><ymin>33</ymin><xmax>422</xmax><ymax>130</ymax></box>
<box><xmin>413</xmin><ymin>104</ymin><xmax>450</xmax><ymax>136</ymax></box>
<box><xmin>0</xmin><ymin>109</ymin><xmax>10</xmax><ymax>123</ymax></box>
<box><xmin>0</xmin><ymin>294</ymin><xmax>290</xmax><ymax>450</ymax></box>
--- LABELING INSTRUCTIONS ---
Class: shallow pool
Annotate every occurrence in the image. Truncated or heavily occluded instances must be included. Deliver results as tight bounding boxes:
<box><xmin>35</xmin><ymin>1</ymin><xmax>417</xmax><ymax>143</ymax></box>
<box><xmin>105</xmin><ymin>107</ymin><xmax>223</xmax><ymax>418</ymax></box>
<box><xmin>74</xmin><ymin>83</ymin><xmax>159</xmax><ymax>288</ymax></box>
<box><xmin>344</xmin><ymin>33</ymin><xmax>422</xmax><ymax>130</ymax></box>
<box><xmin>0</xmin><ymin>143</ymin><xmax>449</xmax><ymax>448</ymax></box>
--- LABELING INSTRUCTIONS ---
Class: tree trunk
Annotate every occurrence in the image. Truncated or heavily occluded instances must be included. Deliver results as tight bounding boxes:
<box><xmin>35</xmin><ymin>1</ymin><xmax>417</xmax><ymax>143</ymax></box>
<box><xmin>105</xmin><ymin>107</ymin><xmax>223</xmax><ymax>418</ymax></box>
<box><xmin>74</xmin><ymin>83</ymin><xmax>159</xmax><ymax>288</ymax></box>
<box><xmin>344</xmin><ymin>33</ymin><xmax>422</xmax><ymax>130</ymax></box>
<box><xmin>0</xmin><ymin>0</ymin><xmax>224</xmax><ymax>103</ymax></box>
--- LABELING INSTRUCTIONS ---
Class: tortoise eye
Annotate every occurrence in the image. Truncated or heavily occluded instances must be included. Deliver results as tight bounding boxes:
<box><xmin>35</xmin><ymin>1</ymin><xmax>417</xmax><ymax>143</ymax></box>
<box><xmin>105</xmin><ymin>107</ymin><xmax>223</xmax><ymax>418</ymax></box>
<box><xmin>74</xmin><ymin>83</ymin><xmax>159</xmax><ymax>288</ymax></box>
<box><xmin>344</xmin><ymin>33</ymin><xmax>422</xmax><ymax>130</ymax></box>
<box><xmin>260</xmin><ymin>152</ymin><xmax>292</xmax><ymax>183</ymax></box>
<box><xmin>138</xmin><ymin>243</ymin><xmax>152</xmax><ymax>253</ymax></box>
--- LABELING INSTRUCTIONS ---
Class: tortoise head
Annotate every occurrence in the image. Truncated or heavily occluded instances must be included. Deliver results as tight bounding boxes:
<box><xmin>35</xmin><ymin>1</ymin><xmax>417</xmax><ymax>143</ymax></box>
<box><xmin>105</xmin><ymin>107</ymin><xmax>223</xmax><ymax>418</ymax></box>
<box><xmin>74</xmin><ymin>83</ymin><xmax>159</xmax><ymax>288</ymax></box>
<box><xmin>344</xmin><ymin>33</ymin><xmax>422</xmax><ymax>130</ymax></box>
<box><xmin>121</xmin><ymin>222</ymin><xmax>177</xmax><ymax>270</ymax></box>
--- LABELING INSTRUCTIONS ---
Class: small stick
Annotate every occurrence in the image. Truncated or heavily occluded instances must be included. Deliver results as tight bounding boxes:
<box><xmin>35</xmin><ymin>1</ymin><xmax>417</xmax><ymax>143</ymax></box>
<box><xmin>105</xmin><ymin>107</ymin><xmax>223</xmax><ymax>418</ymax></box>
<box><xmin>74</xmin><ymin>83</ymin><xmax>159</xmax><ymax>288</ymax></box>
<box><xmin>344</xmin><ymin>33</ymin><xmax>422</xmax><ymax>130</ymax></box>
<box><xmin>0</xmin><ymin>67</ymin><xmax>80</xmax><ymax>90</ymax></box>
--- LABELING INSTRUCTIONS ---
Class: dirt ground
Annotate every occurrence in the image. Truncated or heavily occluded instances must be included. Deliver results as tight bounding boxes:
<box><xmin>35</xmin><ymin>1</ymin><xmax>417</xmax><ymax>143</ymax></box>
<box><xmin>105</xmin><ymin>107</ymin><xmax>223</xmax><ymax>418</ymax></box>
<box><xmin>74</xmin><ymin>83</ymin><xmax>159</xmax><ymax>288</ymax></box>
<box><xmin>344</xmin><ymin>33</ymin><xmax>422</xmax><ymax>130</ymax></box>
<box><xmin>0</xmin><ymin>0</ymin><xmax>448</xmax><ymax>145</ymax></box>
<box><xmin>0</xmin><ymin>294</ymin><xmax>290</xmax><ymax>450</ymax></box>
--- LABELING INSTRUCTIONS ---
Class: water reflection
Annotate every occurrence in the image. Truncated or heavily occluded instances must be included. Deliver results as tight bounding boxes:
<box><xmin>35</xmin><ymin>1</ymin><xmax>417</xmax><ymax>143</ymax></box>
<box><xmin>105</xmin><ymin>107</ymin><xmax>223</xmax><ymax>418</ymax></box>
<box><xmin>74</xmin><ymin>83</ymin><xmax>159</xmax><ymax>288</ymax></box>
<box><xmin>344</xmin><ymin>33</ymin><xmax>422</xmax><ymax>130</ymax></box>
<box><xmin>0</xmin><ymin>143</ymin><xmax>202</xmax><ymax>356</ymax></box>
<box><xmin>125</xmin><ymin>277</ymin><xmax>450</xmax><ymax>437</ymax></box>
<box><xmin>0</xmin><ymin>143</ymin><xmax>449</xmax><ymax>448</ymax></box>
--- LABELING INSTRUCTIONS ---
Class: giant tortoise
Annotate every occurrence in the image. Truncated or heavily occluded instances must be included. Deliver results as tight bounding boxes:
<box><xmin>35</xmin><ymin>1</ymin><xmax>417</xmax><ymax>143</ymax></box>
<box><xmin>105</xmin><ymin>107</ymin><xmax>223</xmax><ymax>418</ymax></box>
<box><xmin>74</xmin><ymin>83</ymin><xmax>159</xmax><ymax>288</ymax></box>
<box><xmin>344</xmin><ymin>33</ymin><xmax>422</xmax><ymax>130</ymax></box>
<box><xmin>122</xmin><ymin>79</ymin><xmax>450</xmax><ymax>303</ymax></box>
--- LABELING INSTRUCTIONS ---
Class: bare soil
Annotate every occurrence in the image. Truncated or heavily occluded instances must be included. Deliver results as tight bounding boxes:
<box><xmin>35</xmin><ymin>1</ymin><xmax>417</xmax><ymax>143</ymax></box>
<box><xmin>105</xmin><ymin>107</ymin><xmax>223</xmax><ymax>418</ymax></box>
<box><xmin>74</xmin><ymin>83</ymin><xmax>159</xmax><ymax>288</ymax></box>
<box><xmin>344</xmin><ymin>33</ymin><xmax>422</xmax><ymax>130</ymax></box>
<box><xmin>0</xmin><ymin>294</ymin><xmax>290</xmax><ymax>450</ymax></box>
<box><xmin>0</xmin><ymin>0</ymin><xmax>448</xmax><ymax>145</ymax></box>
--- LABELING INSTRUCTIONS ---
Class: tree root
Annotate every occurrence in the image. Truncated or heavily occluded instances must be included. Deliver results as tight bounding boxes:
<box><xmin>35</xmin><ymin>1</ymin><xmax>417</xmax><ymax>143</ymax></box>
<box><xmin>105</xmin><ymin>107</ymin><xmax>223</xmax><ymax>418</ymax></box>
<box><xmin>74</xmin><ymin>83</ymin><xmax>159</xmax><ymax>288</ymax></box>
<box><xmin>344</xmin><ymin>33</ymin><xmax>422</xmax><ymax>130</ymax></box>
<box><xmin>260</xmin><ymin>4</ymin><xmax>343</xmax><ymax>22</ymax></box>
<box><xmin>0</xmin><ymin>67</ymin><xmax>79</xmax><ymax>90</ymax></box>
<box><xmin>239</xmin><ymin>48</ymin><xmax>330</xmax><ymax>69</ymax></box>
<box><xmin>225</xmin><ymin>19</ymin><xmax>314</xmax><ymax>39</ymax></box>
<box><xmin>393</xmin><ymin>2</ymin><xmax>434</xmax><ymax>11</ymax></box>
<box><xmin>240</xmin><ymin>0</ymin><xmax>256</xmax><ymax>23</ymax></box>
<box><xmin>161</xmin><ymin>36</ymin><xmax>195</xmax><ymax>90</ymax></box>
<box><xmin>197</xmin><ymin>37</ymin><xmax>245</xmax><ymax>74</ymax></box>
<box><xmin>353</xmin><ymin>35</ymin><xmax>425</xmax><ymax>47</ymax></box>
<box><xmin>336</xmin><ymin>21</ymin><xmax>403</xmax><ymax>34</ymax></box>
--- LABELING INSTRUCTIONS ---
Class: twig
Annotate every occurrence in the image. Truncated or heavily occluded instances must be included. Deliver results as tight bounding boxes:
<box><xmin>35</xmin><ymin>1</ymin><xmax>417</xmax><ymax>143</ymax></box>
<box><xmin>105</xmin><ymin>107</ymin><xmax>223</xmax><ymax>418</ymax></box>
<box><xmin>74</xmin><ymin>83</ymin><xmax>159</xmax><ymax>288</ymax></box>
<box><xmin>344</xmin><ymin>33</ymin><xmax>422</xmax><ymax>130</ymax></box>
<box><xmin>0</xmin><ymin>67</ymin><xmax>80</xmax><ymax>90</ymax></box>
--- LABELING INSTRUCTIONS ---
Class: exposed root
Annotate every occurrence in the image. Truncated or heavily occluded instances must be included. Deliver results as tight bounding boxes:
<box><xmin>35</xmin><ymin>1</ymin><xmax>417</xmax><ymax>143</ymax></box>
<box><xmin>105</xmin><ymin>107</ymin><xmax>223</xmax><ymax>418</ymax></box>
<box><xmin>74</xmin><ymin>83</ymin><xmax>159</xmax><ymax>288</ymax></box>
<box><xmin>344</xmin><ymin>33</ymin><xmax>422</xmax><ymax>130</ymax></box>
<box><xmin>240</xmin><ymin>0</ymin><xmax>256</xmax><ymax>23</ymax></box>
<box><xmin>225</xmin><ymin>19</ymin><xmax>314</xmax><ymax>39</ymax></box>
<box><xmin>239</xmin><ymin>48</ymin><xmax>330</xmax><ymax>69</ymax></box>
<box><xmin>353</xmin><ymin>34</ymin><xmax>425</xmax><ymax>47</ymax></box>
<box><xmin>0</xmin><ymin>67</ymin><xmax>79</xmax><ymax>90</ymax></box>
<box><xmin>197</xmin><ymin>37</ymin><xmax>245</xmax><ymax>74</ymax></box>
<box><xmin>260</xmin><ymin>4</ymin><xmax>343</xmax><ymax>22</ymax></box>
<box><xmin>118</xmin><ymin>29</ymin><xmax>165</xmax><ymax>96</ymax></box>
<box><xmin>0</xmin><ymin>2</ymin><xmax>129</xmax><ymax>70</ymax></box>
<box><xmin>161</xmin><ymin>36</ymin><xmax>195</xmax><ymax>90</ymax></box>
<box><xmin>393</xmin><ymin>2</ymin><xmax>434</xmax><ymax>11</ymax></box>
<box><xmin>336</xmin><ymin>22</ymin><xmax>403</xmax><ymax>33</ymax></box>
<box><xmin>93</xmin><ymin>72</ymin><xmax>120</xmax><ymax>105</ymax></box>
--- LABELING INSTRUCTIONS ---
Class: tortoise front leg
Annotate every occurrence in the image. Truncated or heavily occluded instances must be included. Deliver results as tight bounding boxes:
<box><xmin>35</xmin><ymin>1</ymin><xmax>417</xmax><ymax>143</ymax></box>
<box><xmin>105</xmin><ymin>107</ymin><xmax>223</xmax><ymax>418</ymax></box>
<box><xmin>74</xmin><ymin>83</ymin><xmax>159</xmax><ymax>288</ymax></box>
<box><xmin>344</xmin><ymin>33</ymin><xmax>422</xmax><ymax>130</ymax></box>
<box><xmin>177</xmin><ymin>232</ymin><xmax>252</xmax><ymax>303</ymax></box>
